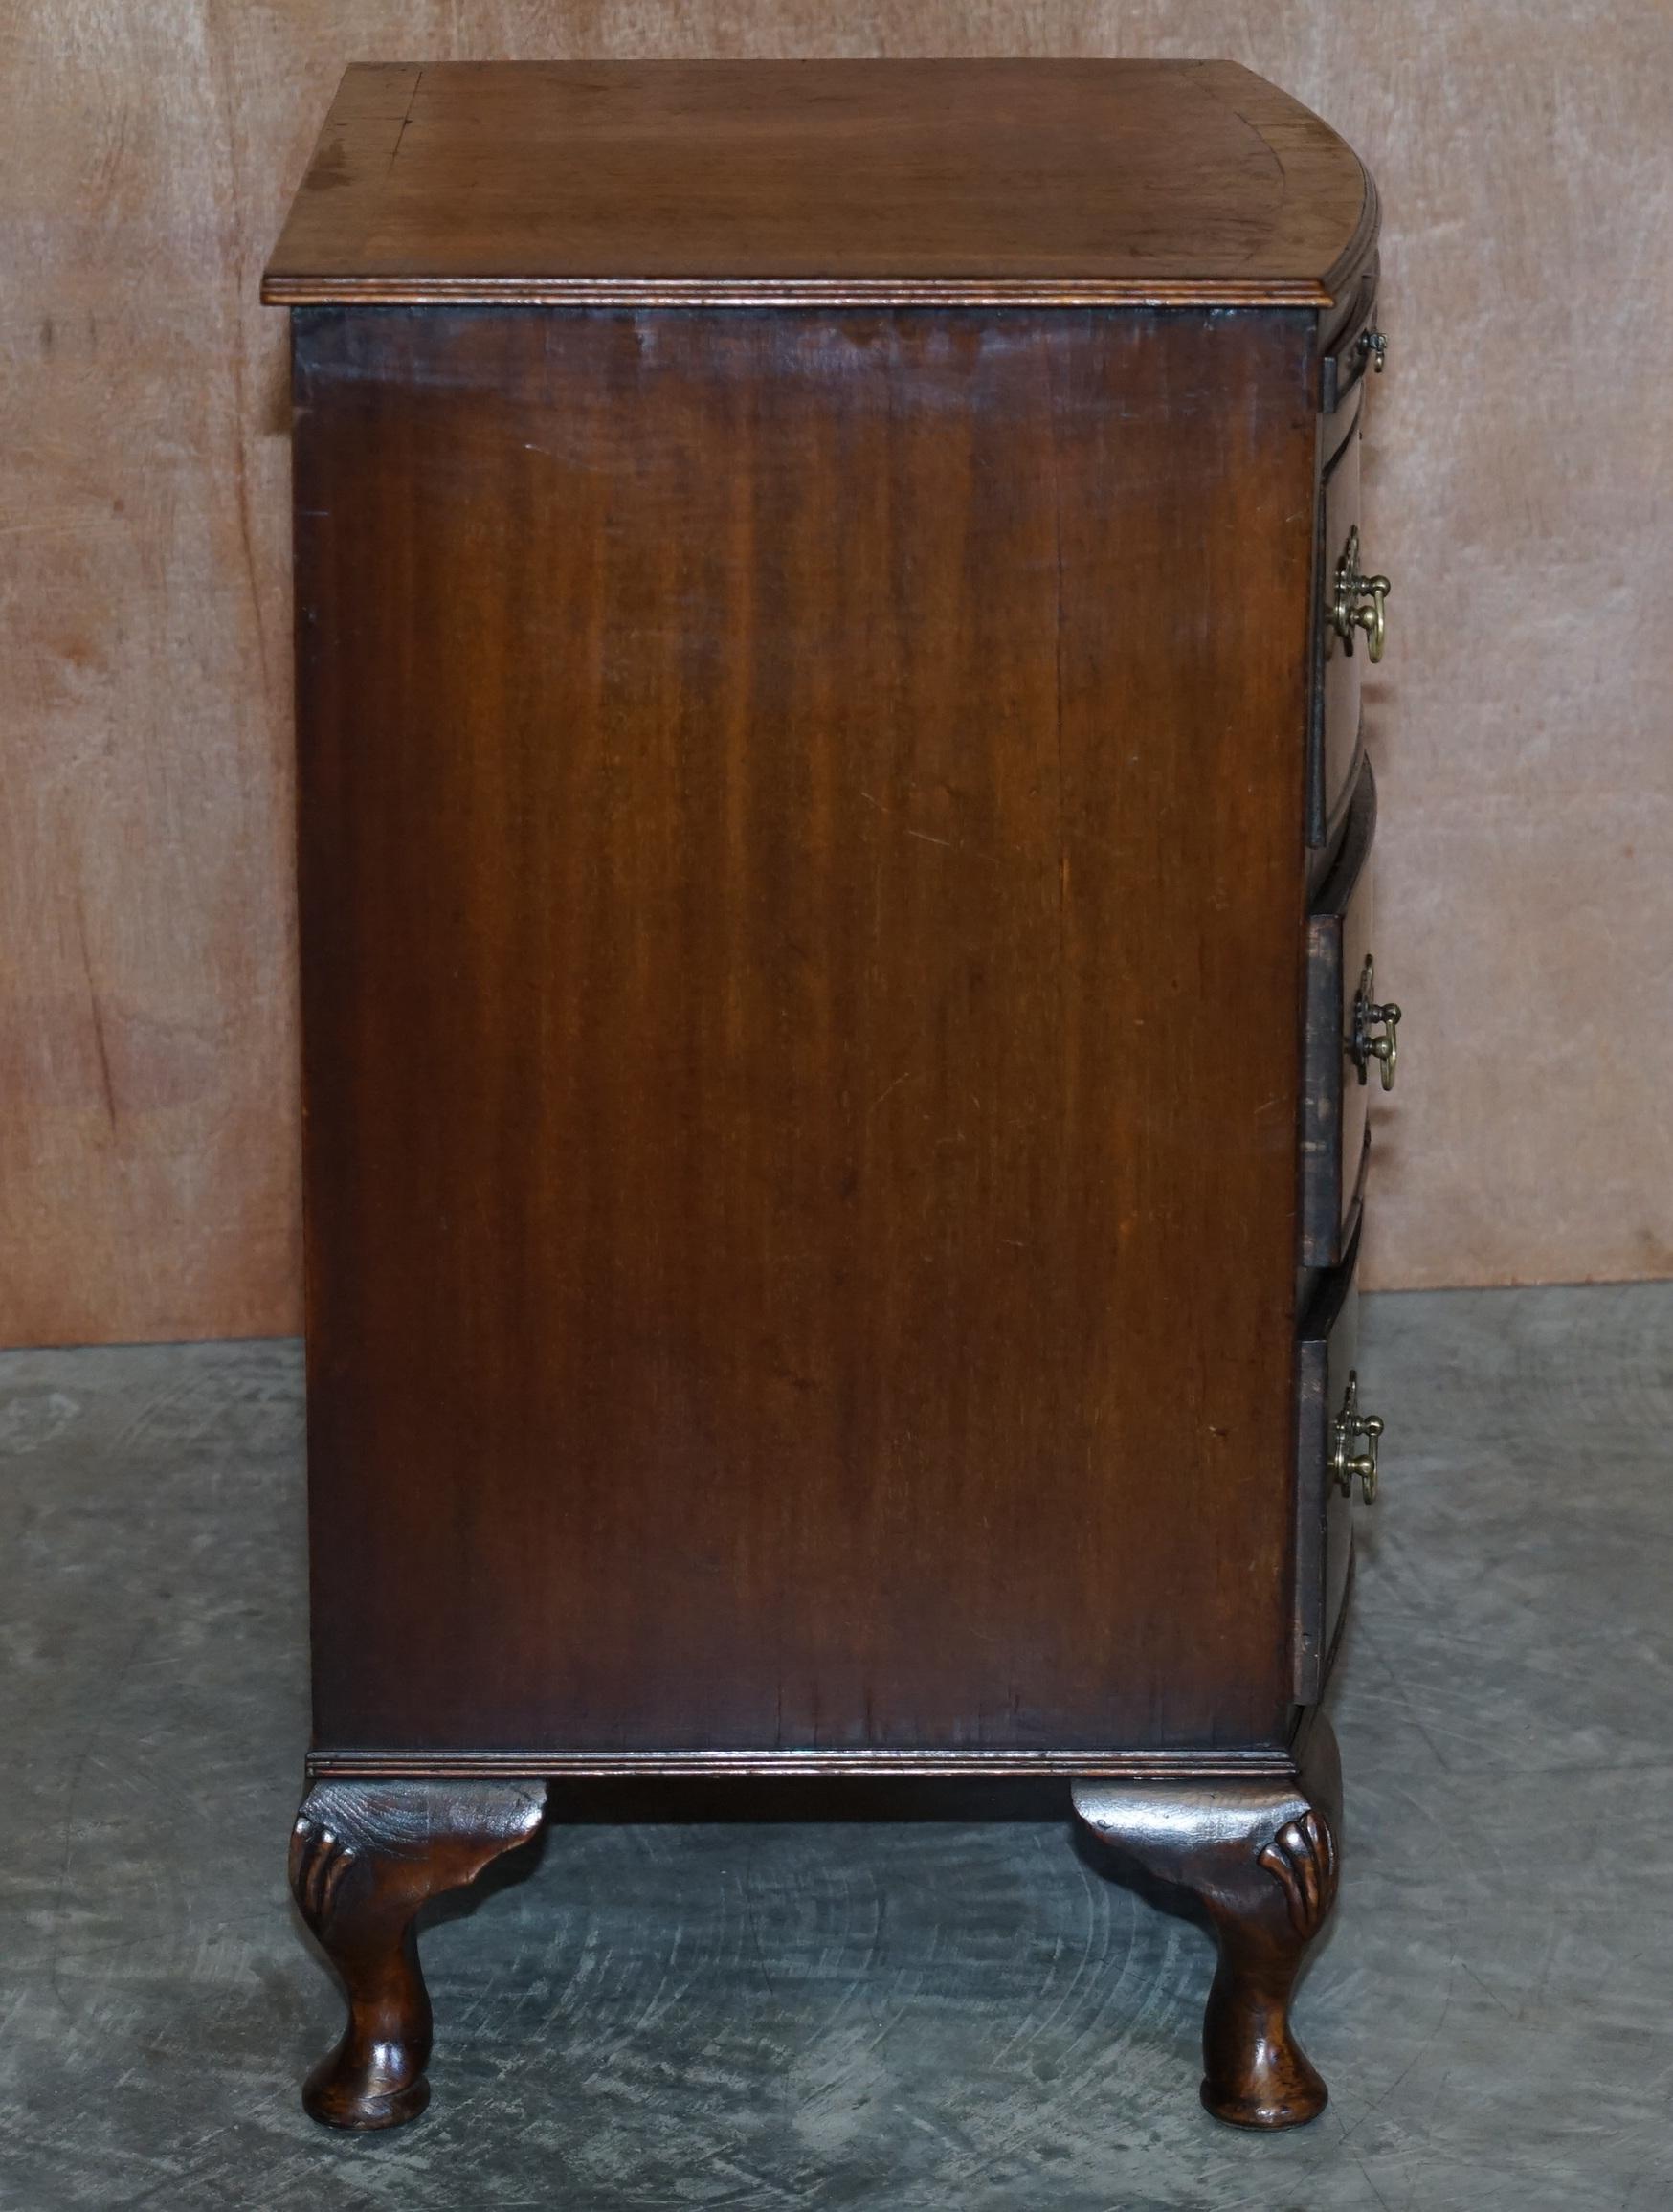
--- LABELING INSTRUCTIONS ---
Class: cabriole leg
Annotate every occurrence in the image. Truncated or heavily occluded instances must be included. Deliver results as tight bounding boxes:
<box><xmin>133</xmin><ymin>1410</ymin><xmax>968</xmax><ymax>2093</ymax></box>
<box><xmin>289</xmin><ymin>1777</ymin><xmax>546</xmax><ymax>2130</ymax></box>
<box><xmin>1072</xmin><ymin>1712</ymin><xmax>1341</xmax><ymax>2128</ymax></box>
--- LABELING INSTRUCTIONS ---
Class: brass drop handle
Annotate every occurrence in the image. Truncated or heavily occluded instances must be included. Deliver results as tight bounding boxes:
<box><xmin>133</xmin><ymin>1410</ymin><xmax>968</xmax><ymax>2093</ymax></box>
<box><xmin>1329</xmin><ymin>1370</ymin><xmax>1384</xmax><ymax>1502</ymax></box>
<box><xmin>1358</xmin><ymin>327</ymin><xmax>1387</xmax><ymax>373</ymax></box>
<box><xmin>1330</xmin><ymin>525</ymin><xmax>1391</xmax><ymax>662</ymax></box>
<box><xmin>1350</xmin><ymin>953</ymin><xmax>1401</xmax><ymax>1090</ymax></box>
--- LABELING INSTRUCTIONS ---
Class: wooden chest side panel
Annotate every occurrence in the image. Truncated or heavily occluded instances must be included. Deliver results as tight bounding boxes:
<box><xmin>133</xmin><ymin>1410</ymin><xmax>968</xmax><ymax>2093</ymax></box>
<box><xmin>293</xmin><ymin>306</ymin><xmax>1315</xmax><ymax>1754</ymax></box>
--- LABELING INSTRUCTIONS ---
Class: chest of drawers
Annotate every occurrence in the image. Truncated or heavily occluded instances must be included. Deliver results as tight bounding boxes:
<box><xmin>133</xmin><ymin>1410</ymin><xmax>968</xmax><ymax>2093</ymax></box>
<box><xmin>264</xmin><ymin>58</ymin><xmax>1397</xmax><ymax>2134</ymax></box>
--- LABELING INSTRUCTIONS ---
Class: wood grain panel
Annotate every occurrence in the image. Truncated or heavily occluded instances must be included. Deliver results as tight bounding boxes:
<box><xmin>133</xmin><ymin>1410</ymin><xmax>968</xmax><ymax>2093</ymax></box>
<box><xmin>3</xmin><ymin>4</ymin><xmax>1669</xmax><ymax>1347</ymax></box>
<box><xmin>294</xmin><ymin>304</ymin><xmax>1317</xmax><ymax>1754</ymax></box>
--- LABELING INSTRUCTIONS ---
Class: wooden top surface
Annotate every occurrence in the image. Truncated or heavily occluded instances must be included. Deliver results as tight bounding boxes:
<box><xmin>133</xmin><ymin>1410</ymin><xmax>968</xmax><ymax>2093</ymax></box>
<box><xmin>262</xmin><ymin>60</ymin><xmax>1373</xmax><ymax>308</ymax></box>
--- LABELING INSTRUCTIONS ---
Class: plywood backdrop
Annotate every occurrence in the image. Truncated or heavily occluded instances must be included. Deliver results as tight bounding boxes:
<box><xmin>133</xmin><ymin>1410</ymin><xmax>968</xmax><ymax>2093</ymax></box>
<box><xmin>2</xmin><ymin>2</ymin><xmax>1669</xmax><ymax>1345</ymax></box>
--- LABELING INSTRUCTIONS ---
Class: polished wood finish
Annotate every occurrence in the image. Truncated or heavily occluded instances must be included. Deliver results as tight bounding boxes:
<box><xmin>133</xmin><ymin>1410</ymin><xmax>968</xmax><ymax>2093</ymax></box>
<box><xmin>272</xmin><ymin>59</ymin><xmax>1390</xmax><ymax>2134</ymax></box>
<box><xmin>290</xmin><ymin>1779</ymin><xmax>545</xmax><ymax>2129</ymax></box>
<box><xmin>1073</xmin><ymin>1709</ymin><xmax>1342</xmax><ymax>2128</ymax></box>
<box><xmin>295</xmin><ymin>301</ymin><xmax>1318</xmax><ymax>1758</ymax></box>
<box><xmin>262</xmin><ymin>60</ymin><xmax>1373</xmax><ymax>307</ymax></box>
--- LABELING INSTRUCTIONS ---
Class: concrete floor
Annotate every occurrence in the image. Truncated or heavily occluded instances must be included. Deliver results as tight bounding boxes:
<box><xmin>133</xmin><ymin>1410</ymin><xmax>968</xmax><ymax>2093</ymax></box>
<box><xmin>1</xmin><ymin>1285</ymin><xmax>1670</xmax><ymax>2209</ymax></box>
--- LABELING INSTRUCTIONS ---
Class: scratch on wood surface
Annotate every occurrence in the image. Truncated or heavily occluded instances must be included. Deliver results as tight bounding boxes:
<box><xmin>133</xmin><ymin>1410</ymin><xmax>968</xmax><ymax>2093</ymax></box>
<box><xmin>386</xmin><ymin>69</ymin><xmax>423</xmax><ymax>180</ymax></box>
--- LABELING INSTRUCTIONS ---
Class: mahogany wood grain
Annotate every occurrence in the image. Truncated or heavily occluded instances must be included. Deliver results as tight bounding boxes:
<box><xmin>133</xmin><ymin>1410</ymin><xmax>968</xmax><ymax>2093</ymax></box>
<box><xmin>292</xmin><ymin>301</ymin><xmax>1322</xmax><ymax>1759</ymax></box>
<box><xmin>262</xmin><ymin>60</ymin><xmax>1373</xmax><ymax>307</ymax></box>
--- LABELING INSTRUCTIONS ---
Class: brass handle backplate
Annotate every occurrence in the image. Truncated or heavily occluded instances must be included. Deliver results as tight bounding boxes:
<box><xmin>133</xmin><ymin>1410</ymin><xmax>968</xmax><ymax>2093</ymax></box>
<box><xmin>1350</xmin><ymin>953</ymin><xmax>1401</xmax><ymax>1090</ymax></box>
<box><xmin>1330</xmin><ymin>1370</ymin><xmax>1384</xmax><ymax>1502</ymax></box>
<box><xmin>1330</xmin><ymin>524</ymin><xmax>1391</xmax><ymax>662</ymax></box>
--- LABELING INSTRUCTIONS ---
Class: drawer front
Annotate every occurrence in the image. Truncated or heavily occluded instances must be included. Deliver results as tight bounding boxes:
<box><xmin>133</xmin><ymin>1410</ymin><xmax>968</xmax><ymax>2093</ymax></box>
<box><xmin>1312</xmin><ymin>420</ymin><xmax>1365</xmax><ymax>844</ymax></box>
<box><xmin>1320</xmin><ymin>355</ymin><xmax>1363</xmax><ymax>476</ymax></box>
<box><xmin>1300</xmin><ymin>757</ymin><xmax>1375</xmax><ymax>1268</ymax></box>
<box><xmin>1319</xmin><ymin>268</ymin><xmax>1383</xmax><ymax>416</ymax></box>
<box><xmin>1293</xmin><ymin>1221</ymin><xmax>1364</xmax><ymax>1702</ymax></box>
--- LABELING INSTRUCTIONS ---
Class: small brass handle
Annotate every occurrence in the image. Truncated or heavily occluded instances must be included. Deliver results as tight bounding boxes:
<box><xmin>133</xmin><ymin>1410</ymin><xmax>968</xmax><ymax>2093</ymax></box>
<box><xmin>1329</xmin><ymin>1370</ymin><xmax>1384</xmax><ymax>1503</ymax></box>
<box><xmin>1350</xmin><ymin>954</ymin><xmax>1401</xmax><ymax>1090</ymax></box>
<box><xmin>1359</xmin><ymin>327</ymin><xmax>1388</xmax><ymax>374</ymax></box>
<box><xmin>1330</xmin><ymin>525</ymin><xmax>1392</xmax><ymax>663</ymax></box>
